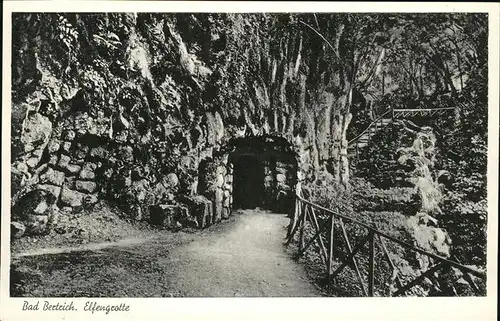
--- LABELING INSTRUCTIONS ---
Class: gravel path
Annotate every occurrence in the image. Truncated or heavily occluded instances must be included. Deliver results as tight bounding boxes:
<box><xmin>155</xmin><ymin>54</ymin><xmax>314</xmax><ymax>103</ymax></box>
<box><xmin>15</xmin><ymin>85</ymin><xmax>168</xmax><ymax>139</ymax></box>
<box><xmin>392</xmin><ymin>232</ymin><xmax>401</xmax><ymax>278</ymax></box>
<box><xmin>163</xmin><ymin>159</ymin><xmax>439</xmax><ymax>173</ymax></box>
<box><xmin>11</xmin><ymin>209</ymin><xmax>321</xmax><ymax>297</ymax></box>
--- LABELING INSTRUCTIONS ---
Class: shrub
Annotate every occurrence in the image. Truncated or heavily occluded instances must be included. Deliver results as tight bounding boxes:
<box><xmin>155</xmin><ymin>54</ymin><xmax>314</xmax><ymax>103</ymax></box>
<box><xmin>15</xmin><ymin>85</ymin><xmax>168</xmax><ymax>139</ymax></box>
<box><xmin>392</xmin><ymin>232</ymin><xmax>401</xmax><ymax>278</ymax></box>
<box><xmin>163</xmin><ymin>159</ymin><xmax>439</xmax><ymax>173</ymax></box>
<box><xmin>353</xmin><ymin>186</ymin><xmax>419</xmax><ymax>214</ymax></box>
<box><xmin>440</xmin><ymin>196</ymin><xmax>487</xmax><ymax>266</ymax></box>
<box><xmin>355</xmin><ymin>121</ymin><xmax>415</xmax><ymax>189</ymax></box>
<box><xmin>298</xmin><ymin>174</ymin><xmax>422</xmax><ymax>295</ymax></box>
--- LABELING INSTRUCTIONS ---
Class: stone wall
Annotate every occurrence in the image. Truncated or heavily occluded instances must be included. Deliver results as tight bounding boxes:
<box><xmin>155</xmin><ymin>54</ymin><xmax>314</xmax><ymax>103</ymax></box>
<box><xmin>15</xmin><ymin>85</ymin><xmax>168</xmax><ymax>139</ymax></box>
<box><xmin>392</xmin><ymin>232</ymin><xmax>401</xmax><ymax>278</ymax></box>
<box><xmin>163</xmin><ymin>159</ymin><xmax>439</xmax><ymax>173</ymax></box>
<box><xmin>11</xmin><ymin>104</ymin><xmax>303</xmax><ymax>238</ymax></box>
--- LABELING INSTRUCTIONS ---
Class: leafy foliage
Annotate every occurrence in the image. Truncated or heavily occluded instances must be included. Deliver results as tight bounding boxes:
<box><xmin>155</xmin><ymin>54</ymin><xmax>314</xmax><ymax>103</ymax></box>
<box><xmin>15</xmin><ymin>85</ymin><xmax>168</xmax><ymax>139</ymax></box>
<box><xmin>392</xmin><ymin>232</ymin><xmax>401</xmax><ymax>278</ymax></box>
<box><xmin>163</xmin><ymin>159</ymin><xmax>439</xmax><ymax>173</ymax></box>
<box><xmin>355</xmin><ymin>121</ymin><xmax>415</xmax><ymax>188</ymax></box>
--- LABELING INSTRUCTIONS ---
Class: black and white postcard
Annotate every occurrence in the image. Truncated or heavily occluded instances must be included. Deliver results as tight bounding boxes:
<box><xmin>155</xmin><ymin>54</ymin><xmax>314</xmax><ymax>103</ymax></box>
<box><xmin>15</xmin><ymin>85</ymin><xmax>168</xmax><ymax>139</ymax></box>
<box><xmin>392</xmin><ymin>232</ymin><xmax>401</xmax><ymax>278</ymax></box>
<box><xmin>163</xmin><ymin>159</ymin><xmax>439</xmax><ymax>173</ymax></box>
<box><xmin>1</xmin><ymin>1</ymin><xmax>498</xmax><ymax>321</ymax></box>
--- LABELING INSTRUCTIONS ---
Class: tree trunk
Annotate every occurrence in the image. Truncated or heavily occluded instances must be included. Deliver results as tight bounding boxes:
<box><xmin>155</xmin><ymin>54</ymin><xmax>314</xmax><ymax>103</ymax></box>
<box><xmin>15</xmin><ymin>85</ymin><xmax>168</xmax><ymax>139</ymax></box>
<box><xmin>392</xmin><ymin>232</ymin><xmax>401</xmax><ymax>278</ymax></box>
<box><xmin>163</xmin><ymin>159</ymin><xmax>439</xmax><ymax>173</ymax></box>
<box><xmin>331</xmin><ymin>112</ymin><xmax>342</xmax><ymax>183</ymax></box>
<box><xmin>330</xmin><ymin>95</ymin><xmax>352</xmax><ymax>187</ymax></box>
<box><xmin>382</xmin><ymin>71</ymin><xmax>385</xmax><ymax>96</ymax></box>
<box><xmin>419</xmin><ymin>66</ymin><xmax>424</xmax><ymax>99</ymax></box>
<box><xmin>339</xmin><ymin>112</ymin><xmax>352</xmax><ymax>186</ymax></box>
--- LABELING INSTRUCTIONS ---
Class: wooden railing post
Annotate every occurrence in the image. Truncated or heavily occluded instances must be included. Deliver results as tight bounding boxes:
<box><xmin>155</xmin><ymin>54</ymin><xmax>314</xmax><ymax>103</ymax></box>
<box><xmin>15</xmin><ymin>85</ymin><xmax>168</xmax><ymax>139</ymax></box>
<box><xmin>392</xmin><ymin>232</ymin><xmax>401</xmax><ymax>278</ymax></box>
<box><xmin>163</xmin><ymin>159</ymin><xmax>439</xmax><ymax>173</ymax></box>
<box><xmin>286</xmin><ymin>198</ymin><xmax>298</xmax><ymax>240</ymax></box>
<box><xmin>368</xmin><ymin>230</ymin><xmax>375</xmax><ymax>296</ymax></box>
<box><xmin>286</xmin><ymin>198</ymin><xmax>301</xmax><ymax>244</ymax></box>
<box><xmin>309</xmin><ymin>208</ymin><xmax>329</xmax><ymax>265</ymax></box>
<box><xmin>339</xmin><ymin>218</ymin><xmax>368</xmax><ymax>296</ymax></box>
<box><xmin>392</xmin><ymin>263</ymin><xmax>444</xmax><ymax>297</ymax></box>
<box><xmin>328</xmin><ymin>215</ymin><xmax>334</xmax><ymax>277</ymax></box>
<box><xmin>299</xmin><ymin>203</ymin><xmax>306</xmax><ymax>252</ymax></box>
<box><xmin>378</xmin><ymin>234</ymin><xmax>403</xmax><ymax>290</ymax></box>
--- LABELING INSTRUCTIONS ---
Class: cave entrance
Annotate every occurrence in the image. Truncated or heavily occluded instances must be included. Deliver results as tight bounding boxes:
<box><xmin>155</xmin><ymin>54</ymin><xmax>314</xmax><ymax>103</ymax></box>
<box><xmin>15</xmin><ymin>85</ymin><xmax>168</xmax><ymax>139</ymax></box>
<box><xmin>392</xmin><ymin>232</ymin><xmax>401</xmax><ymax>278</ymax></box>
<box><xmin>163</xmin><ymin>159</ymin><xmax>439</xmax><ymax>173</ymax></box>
<box><xmin>233</xmin><ymin>155</ymin><xmax>265</xmax><ymax>209</ymax></box>
<box><xmin>229</xmin><ymin>136</ymin><xmax>298</xmax><ymax>214</ymax></box>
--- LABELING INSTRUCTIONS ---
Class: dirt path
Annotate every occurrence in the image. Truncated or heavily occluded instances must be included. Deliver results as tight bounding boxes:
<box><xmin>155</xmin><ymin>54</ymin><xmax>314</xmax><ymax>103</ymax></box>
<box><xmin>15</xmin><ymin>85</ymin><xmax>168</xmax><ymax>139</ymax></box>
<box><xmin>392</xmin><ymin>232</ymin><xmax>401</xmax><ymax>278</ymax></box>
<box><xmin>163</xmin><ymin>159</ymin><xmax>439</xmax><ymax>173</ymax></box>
<box><xmin>11</xmin><ymin>209</ymin><xmax>322</xmax><ymax>297</ymax></box>
<box><xmin>11</xmin><ymin>236</ymin><xmax>156</xmax><ymax>258</ymax></box>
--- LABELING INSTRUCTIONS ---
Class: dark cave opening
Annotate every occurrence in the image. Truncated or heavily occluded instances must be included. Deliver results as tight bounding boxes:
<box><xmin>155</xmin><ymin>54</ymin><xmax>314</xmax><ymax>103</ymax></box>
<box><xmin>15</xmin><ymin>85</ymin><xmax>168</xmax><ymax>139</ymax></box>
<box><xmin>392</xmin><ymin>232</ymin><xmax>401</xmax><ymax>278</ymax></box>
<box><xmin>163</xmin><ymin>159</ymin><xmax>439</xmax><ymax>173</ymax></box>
<box><xmin>233</xmin><ymin>155</ymin><xmax>265</xmax><ymax>209</ymax></box>
<box><xmin>229</xmin><ymin>136</ymin><xmax>298</xmax><ymax>214</ymax></box>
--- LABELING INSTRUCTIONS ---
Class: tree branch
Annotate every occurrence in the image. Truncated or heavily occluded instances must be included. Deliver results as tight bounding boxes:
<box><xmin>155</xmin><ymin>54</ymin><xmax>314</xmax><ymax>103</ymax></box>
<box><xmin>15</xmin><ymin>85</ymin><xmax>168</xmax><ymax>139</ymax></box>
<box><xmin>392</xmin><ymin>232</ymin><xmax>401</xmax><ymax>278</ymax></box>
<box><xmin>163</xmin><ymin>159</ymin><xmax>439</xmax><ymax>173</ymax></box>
<box><xmin>358</xmin><ymin>48</ymin><xmax>386</xmax><ymax>90</ymax></box>
<box><xmin>294</xmin><ymin>34</ymin><xmax>303</xmax><ymax>77</ymax></box>
<box><xmin>313</xmin><ymin>13</ymin><xmax>320</xmax><ymax>30</ymax></box>
<box><xmin>299</xmin><ymin>20</ymin><xmax>338</xmax><ymax>58</ymax></box>
<box><xmin>398</xmin><ymin>58</ymin><xmax>422</xmax><ymax>97</ymax></box>
<box><xmin>425</xmin><ymin>44</ymin><xmax>458</xmax><ymax>96</ymax></box>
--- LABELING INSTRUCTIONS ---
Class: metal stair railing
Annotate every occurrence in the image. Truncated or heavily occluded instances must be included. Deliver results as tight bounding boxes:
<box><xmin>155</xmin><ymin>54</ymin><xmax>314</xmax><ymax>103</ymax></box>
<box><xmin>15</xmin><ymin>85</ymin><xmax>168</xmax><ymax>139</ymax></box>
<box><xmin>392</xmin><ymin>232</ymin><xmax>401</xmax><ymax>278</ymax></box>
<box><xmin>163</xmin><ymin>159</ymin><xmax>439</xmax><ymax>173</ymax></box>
<box><xmin>348</xmin><ymin>108</ymin><xmax>393</xmax><ymax>147</ymax></box>
<box><xmin>348</xmin><ymin>107</ymin><xmax>393</xmax><ymax>162</ymax></box>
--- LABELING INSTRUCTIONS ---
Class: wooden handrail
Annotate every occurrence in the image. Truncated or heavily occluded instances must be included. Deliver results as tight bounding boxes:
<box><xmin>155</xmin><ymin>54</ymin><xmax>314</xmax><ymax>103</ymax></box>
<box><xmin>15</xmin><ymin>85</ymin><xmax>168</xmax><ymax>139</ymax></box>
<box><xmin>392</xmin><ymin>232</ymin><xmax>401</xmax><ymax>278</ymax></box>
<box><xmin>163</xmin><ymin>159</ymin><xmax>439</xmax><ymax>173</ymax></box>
<box><xmin>348</xmin><ymin>106</ymin><xmax>457</xmax><ymax>147</ymax></box>
<box><xmin>393</xmin><ymin>107</ymin><xmax>456</xmax><ymax>112</ymax></box>
<box><xmin>295</xmin><ymin>194</ymin><xmax>486</xmax><ymax>279</ymax></box>
<box><xmin>348</xmin><ymin>109</ymin><xmax>392</xmax><ymax>145</ymax></box>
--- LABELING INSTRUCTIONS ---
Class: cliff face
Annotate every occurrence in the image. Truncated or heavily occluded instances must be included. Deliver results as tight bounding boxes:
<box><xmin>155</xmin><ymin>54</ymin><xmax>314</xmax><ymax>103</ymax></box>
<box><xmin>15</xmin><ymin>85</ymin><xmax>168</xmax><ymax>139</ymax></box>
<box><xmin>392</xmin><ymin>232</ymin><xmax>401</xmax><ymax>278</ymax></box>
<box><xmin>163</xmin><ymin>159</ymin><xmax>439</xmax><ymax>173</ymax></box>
<box><xmin>11</xmin><ymin>13</ymin><xmax>348</xmax><ymax>236</ymax></box>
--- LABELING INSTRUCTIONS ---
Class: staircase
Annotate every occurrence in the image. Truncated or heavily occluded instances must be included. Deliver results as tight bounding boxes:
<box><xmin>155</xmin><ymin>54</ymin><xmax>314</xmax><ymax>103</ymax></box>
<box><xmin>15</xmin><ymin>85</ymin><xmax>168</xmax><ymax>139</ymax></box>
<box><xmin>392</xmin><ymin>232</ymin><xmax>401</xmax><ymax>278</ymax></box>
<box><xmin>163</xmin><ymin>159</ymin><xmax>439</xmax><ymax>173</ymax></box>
<box><xmin>348</xmin><ymin>106</ymin><xmax>457</xmax><ymax>158</ymax></box>
<box><xmin>350</xmin><ymin>118</ymin><xmax>392</xmax><ymax>149</ymax></box>
<box><xmin>348</xmin><ymin>109</ymin><xmax>392</xmax><ymax>157</ymax></box>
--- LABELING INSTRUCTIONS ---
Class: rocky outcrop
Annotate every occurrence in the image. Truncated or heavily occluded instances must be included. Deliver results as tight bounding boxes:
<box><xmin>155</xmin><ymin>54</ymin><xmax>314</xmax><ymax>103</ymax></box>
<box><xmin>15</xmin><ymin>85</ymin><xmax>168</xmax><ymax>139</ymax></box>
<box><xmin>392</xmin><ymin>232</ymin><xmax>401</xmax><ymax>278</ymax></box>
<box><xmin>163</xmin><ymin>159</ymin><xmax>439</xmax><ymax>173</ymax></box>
<box><xmin>60</xmin><ymin>186</ymin><xmax>86</xmax><ymax>208</ymax></box>
<box><xmin>11</xmin><ymin>189</ymin><xmax>59</xmax><ymax>235</ymax></box>
<box><xmin>11</xmin><ymin>222</ymin><xmax>26</xmax><ymax>239</ymax></box>
<box><xmin>149</xmin><ymin>203</ymin><xmax>194</xmax><ymax>229</ymax></box>
<box><xmin>10</xmin><ymin>13</ymin><xmax>346</xmax><ymax>237</ymax></box>
<box><xmin>179</xmin><ymin>195</ymin><xmax>214</xmax><ymax>228</ymax></box>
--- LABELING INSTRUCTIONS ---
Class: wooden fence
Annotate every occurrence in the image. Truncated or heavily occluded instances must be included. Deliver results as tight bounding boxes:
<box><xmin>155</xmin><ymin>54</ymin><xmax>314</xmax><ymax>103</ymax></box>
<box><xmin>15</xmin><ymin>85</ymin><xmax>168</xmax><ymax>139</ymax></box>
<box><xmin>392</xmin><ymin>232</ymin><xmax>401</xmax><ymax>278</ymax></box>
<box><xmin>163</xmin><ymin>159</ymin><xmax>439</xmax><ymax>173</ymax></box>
<box><xmin>286</xmin><ymin>194</ymin><xmax>486</xmax><ymax>296</ymax></box>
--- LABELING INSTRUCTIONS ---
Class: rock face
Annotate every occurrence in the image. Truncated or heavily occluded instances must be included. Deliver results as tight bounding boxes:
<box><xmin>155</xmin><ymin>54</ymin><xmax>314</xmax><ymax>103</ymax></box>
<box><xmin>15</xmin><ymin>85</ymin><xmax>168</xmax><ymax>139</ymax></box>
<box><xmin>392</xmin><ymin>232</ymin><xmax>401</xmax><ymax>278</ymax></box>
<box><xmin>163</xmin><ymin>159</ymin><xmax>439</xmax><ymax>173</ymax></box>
<box><xmin>180</xmin><ymin>195</ymin><xmax>214</xmax><ymax>228</ymax></box>
<box><xmin>79</xmin><ymin>162</ymin><xmax>96</xmax><ymax>180</ymax></box>
<box><xmin>11</xmin><ymin>222</ymin><xmax>26</xmax><ymax>239</ymax></box>
<box><xmin>40</xmin><ymin>168</ymin><xmax>65</xmax><ymax>186</ymax></box>
<box><xmin>12</xmin><ymin>190</ymin><xmax>53</xmax><ymax>221</ymax></box>
<box><xmin>20</xmin><ymin>113</ymin><xmax>53</xmax><ymax>156</ymax></box>
<box><xmin>9</xmin><ymin>13</ymin><xmax>345</xmax><ymax>236</ymax></box>
<box><xmin>37</xmin><ymin>184</ymin><xmax>62</xmax><ymax>199</ymax></box>
<box><xmin>150</xmin><ymin>204</ymin><xmax>194</xmax><ymax>229</ymax></box>
<box><xmin>75</xmin><ymin>180</ymin><xmax>97</xmax><ymax>193</ymax></box>
<box><xmin>60</xmin><ymin>187</ymin><xmax>86</xmax><ymax>208</ymax></box>
<box><xmin>11</xmin><ymin>189</ymin><xmax>59</xmax><ymax>235</ymax></box>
